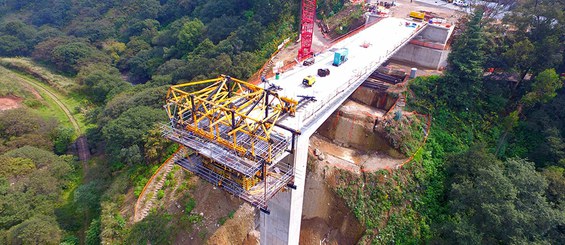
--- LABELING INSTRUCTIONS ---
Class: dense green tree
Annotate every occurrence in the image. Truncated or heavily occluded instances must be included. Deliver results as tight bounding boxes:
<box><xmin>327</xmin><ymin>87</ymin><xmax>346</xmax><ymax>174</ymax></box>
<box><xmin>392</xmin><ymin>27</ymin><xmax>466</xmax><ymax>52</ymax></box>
<box><xmin>441</xmin><ymin>11</ymin><xmax>485</xmax><ymax>110</ymax></box>
<box><xmin>124</xmin><ymin>48</ymin><xmax>164</xmax><ymax>83</ymax></box>
<box><xmin>144</xmin><ymin>127</ymin><xmax>173</xmax><ymax>163</ymax></box>
<box><xmin>98</xmin><ymin>85</ymin><xmax>168</xmax><ymax>123</ymax></box>
<box><xmin>443</xmin><ymin>147</ymin><xmax>563</xmax><ymax>244</ymax></box>
<box><xmin>29</xmin><ymin>0</ymin><xmax>70</xmax><ymax>26</ymax></box>
<box><xmin>32</xmin><ymin>36</ymin><xmax>74</xmax><ymax>62</ymax></box>
<box><xmin>0</xmin><ymin>35</ymin><xmax>27</xmax><ymax>56</ymax></box>
<box><xmin>77</xmin><ymin>64</ymin><xmax>131</xmax><ymax>103</ymax></box>
<box><xmin>522</xmin><ymin>69</ymin><xmax>563</xmax><ymax>106</ymax></box>
<box><xmin>85</xmin><ymin>218</ymin><xmax>101</xmax><ymax>245</ymax></box>
<box><xmin>69</xmin><ymin>19</ymin><xmax>115</xmax><ymax>42</ymax></box>
<box><xmin>205</xmin><ymin>16</ymin><xmax>244</xmax><ymax>43</ymax></box>
<box><xmin>177</xmin><ymin>19</ymin><xmax>204</xmax><ymax>53</ymax></box>
<box><xmin>505</xmin><ymin>0</ymin><xmax>565</xmax><ymax>79</ymax></box>
<box><xmin>7</xmin><ymin>215</ymin><xmax>62</xmax><ymax>245</ymax></box>
<box><xmin>121</xmin><ymin>0</ymin><xmax>160</xmax><ymax>20</ymax></box>
<box><xmin>53</xmin><ymin>126</ymin><xmax>75</xmax><ymax>155</ymax></box>
<box><xmin>0</xmin><ymin>146</ymin><xmax>73</xmax><ymax>241</ymax></box>
<box><xmin>101</xmin><ymin>106</ymin><xmax>165</xmax><ymax>163</ymax></box>
<box><xmin>123</xmin><ymin>19</ymin><xmax>160</xmax><ymax>42</ymax></box>
<box><xmin>158</xmin><ymin>0</ymin><xmax>198</xmax><ymax>24</ymax></box>
<box><xmin>543</xmin><ymin>166</ymin><xmax>565</xmax><ymax>208</ymax></box>
<box><xmin>0</xmin><ymin>157</ymin><xmax>35</xmax><ymax>178</ymax></box>
<box><xmin>74</xmin><ymin>181</ymin><xmax>103</xmax><ymax>215</ymax></box>
<box><xmin>35</xmin><ymin>26</ymin><xmax>65</xmax><ymax>43</ymax></box>
<box><xmin>0</xmin><ymin>109</ymin><xmax>57</xmax><ymax>154</ymax></box>
<box><xmin>51</xmin><ymin>42</ymin><xmax>99</xmax><ymax>74</ymax></box>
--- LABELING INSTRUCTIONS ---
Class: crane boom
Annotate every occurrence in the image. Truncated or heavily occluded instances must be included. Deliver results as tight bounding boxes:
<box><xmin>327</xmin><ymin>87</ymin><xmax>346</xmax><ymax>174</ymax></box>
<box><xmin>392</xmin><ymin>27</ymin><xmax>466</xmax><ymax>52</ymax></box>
<box><xmin>297</xmin><ymin>0</ymin><xmax>317</xmax><ymax>61</ymax></box>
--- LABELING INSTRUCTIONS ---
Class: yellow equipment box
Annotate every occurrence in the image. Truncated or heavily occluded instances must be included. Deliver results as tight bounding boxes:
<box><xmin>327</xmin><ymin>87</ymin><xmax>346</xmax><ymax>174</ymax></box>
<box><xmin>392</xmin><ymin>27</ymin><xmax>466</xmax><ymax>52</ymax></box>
<box><xmin>410</xmin><ymin>11</ymin><xmax>425</xmax><ymax>20</ymax></box>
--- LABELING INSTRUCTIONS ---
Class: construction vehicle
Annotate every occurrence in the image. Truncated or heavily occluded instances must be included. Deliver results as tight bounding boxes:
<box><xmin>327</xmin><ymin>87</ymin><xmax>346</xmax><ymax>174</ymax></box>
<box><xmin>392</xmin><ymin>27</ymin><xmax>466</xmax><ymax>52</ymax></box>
<box><xmin>303</xmin><ymin>75</ymin><xmax>316</xmax><ymax>86</ymax></box>
<box><xmin>409</xmin><ymin>11</ymin><xmax>425</xmax><ymax>20</ymax></box>
<box><xmin>303</xmin><ymin>57</ymin><xmax>315</xmax><ymax>66</ymax></box>
<box><xmin>333</xmin><ymin>48</ymin><xmax>349</xmax><ymax>66</ymax></box>
<box><xmin>317</xmin><ymin>68</ymin><xmax>330</xmax><ymax>77</ymax></box>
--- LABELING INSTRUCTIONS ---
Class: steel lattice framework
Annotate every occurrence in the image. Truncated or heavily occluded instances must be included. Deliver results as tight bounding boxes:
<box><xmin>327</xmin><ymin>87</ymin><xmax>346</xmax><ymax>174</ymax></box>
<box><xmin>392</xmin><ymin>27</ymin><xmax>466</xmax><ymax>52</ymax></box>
<box><xmin>298</xmin><ymin>0</ymin><xmax>317</xmax><ymax>60</ymax></box>
<box><xmin>165</xmin><ymin>75</ymin><xmax>299</xmax><ymax>163</ymax></box>
<box><xmin>163</xmin><ymin>75</ymin><xmax>303</xmax><ymax>211</ymax></box>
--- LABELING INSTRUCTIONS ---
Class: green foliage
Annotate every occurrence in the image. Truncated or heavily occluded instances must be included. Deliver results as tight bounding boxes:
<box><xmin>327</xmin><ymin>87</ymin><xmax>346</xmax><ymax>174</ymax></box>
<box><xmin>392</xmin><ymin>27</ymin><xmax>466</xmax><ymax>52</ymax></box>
<box><xmin>60</xmin><ymin>235</ymin><xmax>79</xmax><ymax>245</ymax></box>
<box><xmin>0</xmin><ymin>108</ymin><xmax>58</xmax><ymax>154</ymax></box>
<box><xmin>441</xmin><ymin>11</ymin><xmax>485</xmax><ymax>110</ymax></box>
<box><xmin>522</xmin><ymin>69</ymin><xmax>563</xmax><ymax>106</ymax></box>
<box><xmin>443</xmin><ymin>147</ymin><xmax>563</xmax><ymax>244</ymax></box>
<box><xmin>74</xmin><ymin>181</ymin><xmax>103</xmax><ymax>215</ymax></box>
<box><xmin>51</xmin><ymin>42</ymin><xmax>108</xmax><ymax>74</ymax></box>
<box><xmin>177</xmin><ymin>19</ymin><xmax>204</xmax><ymax>53</ymax></box>
<box><xmin>85</xmin><ymin>218</ymin><xmax>101</xmax><ymax>245</ymax></box>
<box><xmin>101</xmin><ymin>106</ymin><xmax>165</xmax><ymax>164</ymax></box>
<box><xmin>7</xmin><ymin>215</ymin><xmax>62</xmax><ymax>245</ymax></box>
<box><xmin>0</xmin><ymin>157</ymin><xmax>35</xmax><ymax>178</ymax></box>
<box><xmin>317</xmin><ymin>0</ymin><xmax>348</xmax><ymax>18</ymax></box>
<box><xmin>157</xmin><ymin>190</ymin><xmax>165</xmax><ymax>199</ymax></box>
<box><xmin>127</xmin><ymin>212</ymin><xmax>172</xmax><ymax>245</ymax></box>
<box><xmin>0</xmin><ymin>35</ymin><xmax>28</xmax><ymax>56</ymax></box>
<box><xmin>542</xmin><ymin>167</ymin><xmax>565</xmax><ymax>208</ymax></box>
<box><xmin>77</xmin><ymin>64</ymin><xmax>131</xmax><ymax>104</ymax></box>
<box><xmin>188</xmin><ymin>214</ymin><xmax>203</xmax><ymax>224</ymax></box>
<box><xmin>53</xmin><ymin>126</ymin><xmax>75</xmax><ymax>154</ymax></box>
<box><xmin>185</xmin><ymin>197</ymin><xmax>196</xmax><ymax>214</ymax></box>
<box><xmin>380</xmin><ymin>113</ymin><xmax>427</xmax><ymax>156</ymax></box>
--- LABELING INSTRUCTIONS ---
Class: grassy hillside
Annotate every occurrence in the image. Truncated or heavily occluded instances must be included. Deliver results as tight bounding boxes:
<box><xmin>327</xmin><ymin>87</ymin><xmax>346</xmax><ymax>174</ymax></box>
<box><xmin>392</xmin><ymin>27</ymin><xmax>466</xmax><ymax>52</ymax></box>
<box><xmin>0</xmin><ymin>62</ymin><xmax>90</xmax><ymax>134</ymax></box>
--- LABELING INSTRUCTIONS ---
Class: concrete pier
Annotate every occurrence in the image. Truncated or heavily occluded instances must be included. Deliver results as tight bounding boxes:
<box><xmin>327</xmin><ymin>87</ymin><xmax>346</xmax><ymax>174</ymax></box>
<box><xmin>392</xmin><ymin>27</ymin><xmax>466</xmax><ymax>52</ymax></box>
<box><xmin>260</xmin><ymin>136</ymin><xmax>309</xmax><ymax>245</ymax></box>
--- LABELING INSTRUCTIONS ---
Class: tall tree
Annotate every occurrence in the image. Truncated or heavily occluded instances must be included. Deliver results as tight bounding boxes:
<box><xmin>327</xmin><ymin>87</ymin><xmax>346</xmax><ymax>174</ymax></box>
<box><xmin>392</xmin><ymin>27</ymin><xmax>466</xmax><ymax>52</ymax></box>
<box><xmin>440</xmin><ymin>11</ymin><xmax>485</xmax><ymax>110</ymax></box>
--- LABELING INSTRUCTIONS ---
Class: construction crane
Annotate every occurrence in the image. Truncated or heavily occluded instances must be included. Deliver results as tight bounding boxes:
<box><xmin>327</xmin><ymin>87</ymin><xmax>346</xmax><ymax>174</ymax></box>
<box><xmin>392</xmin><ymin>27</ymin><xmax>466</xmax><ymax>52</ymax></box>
<box><xmin>297</xmin><ymin>0</ymin><xmax>317</xmax><ymax>61</ymax></box>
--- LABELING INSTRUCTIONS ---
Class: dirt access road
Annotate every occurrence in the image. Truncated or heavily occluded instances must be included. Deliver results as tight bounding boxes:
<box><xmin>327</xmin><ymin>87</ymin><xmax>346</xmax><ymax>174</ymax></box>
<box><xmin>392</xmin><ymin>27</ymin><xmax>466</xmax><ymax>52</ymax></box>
<box><xmin>6</xmin><ymin>68</ymin><xmax>91</xmax><ymax>164</ymax></box>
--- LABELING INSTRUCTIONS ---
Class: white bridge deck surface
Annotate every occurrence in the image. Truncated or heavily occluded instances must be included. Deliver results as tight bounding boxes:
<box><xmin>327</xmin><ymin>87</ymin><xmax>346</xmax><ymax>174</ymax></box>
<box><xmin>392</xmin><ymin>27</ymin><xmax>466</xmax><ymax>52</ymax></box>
<box><xmin>263</xmin><ymin>17</ymin><xmax>425</xmax><ymax>134</ymax></box>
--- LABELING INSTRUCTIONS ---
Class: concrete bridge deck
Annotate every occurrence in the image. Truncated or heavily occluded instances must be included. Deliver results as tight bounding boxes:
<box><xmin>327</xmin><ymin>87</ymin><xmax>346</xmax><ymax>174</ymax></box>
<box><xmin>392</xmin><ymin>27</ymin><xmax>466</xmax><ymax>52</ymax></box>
<box><xmin>265</xmin><ymin>17</ymin><xmax>426</xmax><ymax>135</ymax></box>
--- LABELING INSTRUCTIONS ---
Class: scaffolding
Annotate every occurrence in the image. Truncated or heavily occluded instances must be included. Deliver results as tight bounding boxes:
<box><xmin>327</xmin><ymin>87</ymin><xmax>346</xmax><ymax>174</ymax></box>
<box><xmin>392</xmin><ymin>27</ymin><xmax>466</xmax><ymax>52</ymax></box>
<box><xmin>163</xmin><ymin>75</ymin><xmax>302</xmax><ymax>212</ymax></box>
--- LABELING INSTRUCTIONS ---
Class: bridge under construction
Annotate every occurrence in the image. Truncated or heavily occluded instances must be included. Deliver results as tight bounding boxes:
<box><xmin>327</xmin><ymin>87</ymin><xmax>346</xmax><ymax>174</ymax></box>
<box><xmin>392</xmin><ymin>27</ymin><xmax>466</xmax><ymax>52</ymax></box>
<box><xmin>160</xmin><ymin>15</ymin><xmax>451</xmax><ymax>244</ymax></box>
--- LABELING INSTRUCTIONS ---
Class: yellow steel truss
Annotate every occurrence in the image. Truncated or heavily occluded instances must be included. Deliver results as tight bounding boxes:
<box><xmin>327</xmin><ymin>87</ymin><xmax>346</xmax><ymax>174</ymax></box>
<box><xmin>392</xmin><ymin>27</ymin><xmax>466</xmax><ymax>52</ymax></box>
<box><xmin>165</xmin><ymin>75</ymin><xmax>298</xmax><ymax>163</ymax></box>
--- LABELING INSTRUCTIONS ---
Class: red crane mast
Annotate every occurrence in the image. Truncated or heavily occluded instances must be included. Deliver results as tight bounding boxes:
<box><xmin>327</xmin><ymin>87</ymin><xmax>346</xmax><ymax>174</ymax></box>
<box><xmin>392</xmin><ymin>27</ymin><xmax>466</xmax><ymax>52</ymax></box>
<box><xmin>297</xmin><ymin>0</ymin><xmax>317</xmax><ymax>61</ymax></box>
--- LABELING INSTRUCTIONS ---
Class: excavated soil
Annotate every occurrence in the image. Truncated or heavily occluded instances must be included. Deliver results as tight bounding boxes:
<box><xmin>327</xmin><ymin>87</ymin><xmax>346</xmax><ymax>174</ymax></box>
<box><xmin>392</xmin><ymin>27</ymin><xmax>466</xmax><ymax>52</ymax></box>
<box><xmin>0</xmin><ymin>96</ymin><xmax>23</xmax><ymax>111</ymax></box>
<box><xmin>300</xmin><ymin>169</ymin><xmax>365</xmax><ymax>244</ymax></box>
<box><xmin>208</xmin><ymin>203</ymin><xmax>256</xmax><ymax>245</ymax></box>
<box><xmin>311</xmin><ymin>134</ymin><xmax>404</xmax><ymax>172</ymax></box>
<box><xmin>172</xmin><ymin>174</ymin><xmax>244</xmax><ymax>244</ymax></box>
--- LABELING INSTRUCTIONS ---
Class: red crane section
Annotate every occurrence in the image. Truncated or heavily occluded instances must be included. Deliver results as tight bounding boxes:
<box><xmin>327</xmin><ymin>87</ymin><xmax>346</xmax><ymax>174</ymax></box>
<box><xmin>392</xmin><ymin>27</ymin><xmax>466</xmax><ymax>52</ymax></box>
<box><xmin>297</xmin><ymin>0</ymin><xmax>317</xmax><ymax>61</ymax></box>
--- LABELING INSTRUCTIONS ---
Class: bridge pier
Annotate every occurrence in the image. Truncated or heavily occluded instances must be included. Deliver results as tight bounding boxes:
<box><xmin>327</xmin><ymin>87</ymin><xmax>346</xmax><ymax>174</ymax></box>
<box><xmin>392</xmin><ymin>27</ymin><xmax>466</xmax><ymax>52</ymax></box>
<box><xmin>260</xmin><ymin>135</ymin><xmax>309</xmax><ymax>245</ymax></box>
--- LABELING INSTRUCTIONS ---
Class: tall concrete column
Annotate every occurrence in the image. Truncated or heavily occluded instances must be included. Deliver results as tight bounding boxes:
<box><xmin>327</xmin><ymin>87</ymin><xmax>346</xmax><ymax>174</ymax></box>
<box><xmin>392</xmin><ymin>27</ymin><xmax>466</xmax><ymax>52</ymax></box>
<box><xmin>260</xmin><ymin>135</ymin><xmax>309</xmax><ymax>245</ymax></box>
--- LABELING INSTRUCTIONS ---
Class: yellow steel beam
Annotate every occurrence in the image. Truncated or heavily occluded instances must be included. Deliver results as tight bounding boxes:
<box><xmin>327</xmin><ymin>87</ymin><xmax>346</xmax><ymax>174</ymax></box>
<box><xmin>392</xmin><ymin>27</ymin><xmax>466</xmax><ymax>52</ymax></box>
<box><xmin>166</xmin><ymin>75</ymin><xmax>298</xmax><ymax>162</ymax></box>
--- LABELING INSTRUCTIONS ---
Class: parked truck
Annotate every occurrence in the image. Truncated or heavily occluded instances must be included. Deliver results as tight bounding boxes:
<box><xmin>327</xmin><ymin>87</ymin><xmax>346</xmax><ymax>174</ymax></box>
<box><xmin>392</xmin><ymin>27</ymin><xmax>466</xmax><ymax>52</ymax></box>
<box><xmin>333</xmin><ymin>48</ymin><xmax>349</xmax><ymax>66</ymax></box>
